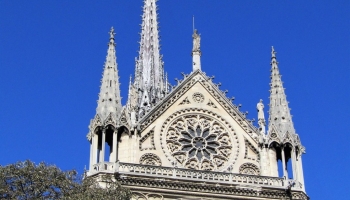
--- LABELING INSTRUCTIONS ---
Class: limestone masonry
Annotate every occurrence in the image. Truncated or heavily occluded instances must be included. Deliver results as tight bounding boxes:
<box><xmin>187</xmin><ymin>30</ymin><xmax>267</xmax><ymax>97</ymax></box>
<box><xmin>85</xmin><ymin>0</ymin><xmax>308</xmax><ymax>199</ymax></box>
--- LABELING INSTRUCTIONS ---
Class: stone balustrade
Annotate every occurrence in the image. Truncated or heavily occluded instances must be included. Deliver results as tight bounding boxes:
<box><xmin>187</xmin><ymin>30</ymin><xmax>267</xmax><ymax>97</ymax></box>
<box><xmin>88</xmin><ymin>162</ymin><xmax>303</xmax><ymax>190</ymax></box>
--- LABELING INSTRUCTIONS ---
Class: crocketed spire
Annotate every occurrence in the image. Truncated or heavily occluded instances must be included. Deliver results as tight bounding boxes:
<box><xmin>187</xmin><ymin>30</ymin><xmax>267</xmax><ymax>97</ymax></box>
<box><xmin>267</xmin><ymin>47</ymin><xmax>295</xmax><ymax>139</ymax></box>
<box><xmin>129</xmin><ymin>0</ymin><xmax>168</xmax><ymax>119</ymax></box>
<box><xmin>96</xmin><ymin>27</ymin><xmax>122</xmax><ymax>122</ymax></box>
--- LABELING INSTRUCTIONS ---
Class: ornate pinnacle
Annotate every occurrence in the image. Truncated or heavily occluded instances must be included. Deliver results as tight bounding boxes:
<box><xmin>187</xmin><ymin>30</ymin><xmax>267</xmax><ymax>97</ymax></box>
<box><xmin>94</xmin><ymin>28</ymin><xmax>122</xmax><ymax>124</ymax></box>
<box><xmin>109</xmin><ymin>27</ymin><xmax>115</xmax><ymax>40</ymax></box>
<box><xmin>133</xmin><ymin>0</ymin><xmax>166</xmax><ymax>115</ymax></box>
<box><xmin>271</xmin><ymin>46</ymin><xmax>276</xmax><ymax>58</ymax></box>
<box><xmin>267</xmin><ymin>47</ymin><xmax>296</xmax><ymax>140</ymax></box>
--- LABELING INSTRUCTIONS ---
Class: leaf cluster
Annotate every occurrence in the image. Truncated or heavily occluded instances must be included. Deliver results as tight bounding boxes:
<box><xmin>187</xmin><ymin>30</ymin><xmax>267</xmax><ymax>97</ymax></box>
<box><xmin>0</xmin><ymin>160</ymin><xmax>131</xmax><ymax>200</ymax></box>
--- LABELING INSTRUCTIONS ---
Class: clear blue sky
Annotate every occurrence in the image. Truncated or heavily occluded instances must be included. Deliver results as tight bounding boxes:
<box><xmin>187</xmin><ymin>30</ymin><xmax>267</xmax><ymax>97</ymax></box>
<box><xmin>1</xmin><ymin>0</ymin><xmax>349</xmax><ymax>199</ymax></box>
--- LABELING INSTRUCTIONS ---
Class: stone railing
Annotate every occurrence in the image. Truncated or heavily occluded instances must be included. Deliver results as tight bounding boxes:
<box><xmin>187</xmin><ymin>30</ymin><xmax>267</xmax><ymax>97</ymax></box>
<box><xmin>88</xmin><ymin>162</ymin><xmax>303</xmax><ymax>190</ymax></box>
<box><xmin>118</xmin><ymin>162</ymin><xmax>285</xmax><ymax>188</ymax></box>
<box><xmin>91</xmin><ymin>162</ymin><xmax>116</xmax><ymax>173</ymax></box>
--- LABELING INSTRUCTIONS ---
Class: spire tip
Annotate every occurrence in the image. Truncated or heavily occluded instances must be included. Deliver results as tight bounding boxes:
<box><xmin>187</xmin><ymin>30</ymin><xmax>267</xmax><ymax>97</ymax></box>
<box><xmin>109</xmin><ymin>27</ymin><xmax>115</xmax><ymax>39</ymax></box>
<box><xmin>271</xmin><ymin>46</ymin><xmax>276</xmax><ymax>58</ymax></box>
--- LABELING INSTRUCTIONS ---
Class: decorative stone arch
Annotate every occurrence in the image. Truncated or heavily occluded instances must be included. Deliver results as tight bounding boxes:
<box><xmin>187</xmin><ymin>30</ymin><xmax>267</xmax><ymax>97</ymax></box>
<box><xmin>132</xmin><ymin>192</ymin><xmax>164</xmax><ymax>200</ymax></box>
<box><xmin>117</xmin><ymin>125</ymin><xmax>130</xmax><ymax>141</ymax></box>
<box><xmin>239</xmin><ymin>162</ymin><xmax>260</xmax><ymax>175</ymax></box>
<box><xmin>139</xmin><ymin>153</ymin><xmax>162</xmax><ymax>166</ymax></box>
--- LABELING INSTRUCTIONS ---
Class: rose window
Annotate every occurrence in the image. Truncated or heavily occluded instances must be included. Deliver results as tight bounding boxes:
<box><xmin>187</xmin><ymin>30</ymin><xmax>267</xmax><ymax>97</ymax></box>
<box><xmin>165</xmin><ymin>114</ymin><xmax>233</xmax><ymax>171</ymax></box>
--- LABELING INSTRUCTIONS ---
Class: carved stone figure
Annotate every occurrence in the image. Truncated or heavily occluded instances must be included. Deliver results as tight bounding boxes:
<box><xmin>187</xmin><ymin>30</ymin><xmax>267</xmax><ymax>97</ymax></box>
<box><xmin>257</xmin><ymin>99</ymin><xmax>266</xmax><ymax>134</ymax></box>
<box><xmin>257</xmin><ymin>99</ymin><xmax>265</xmax><ymax>120</ymax></box>
<box><xmin>192</xmin><ymin>29</ymin><xmax>201</xmax><ymax>52</ymax></box>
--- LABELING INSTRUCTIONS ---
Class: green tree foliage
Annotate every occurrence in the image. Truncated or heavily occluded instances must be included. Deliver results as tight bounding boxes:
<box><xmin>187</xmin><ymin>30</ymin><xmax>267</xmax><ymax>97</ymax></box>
<box><xmin>0</xmin><ymin>160</ymin><xmax>132</xmax><ymax>200</ymax></box>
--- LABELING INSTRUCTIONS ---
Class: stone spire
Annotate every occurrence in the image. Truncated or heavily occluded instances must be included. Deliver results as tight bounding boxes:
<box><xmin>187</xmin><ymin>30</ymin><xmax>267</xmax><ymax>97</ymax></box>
<box><xmin>96</xmin><ymin>27</ymin><xmax>122</xmax><ymax>121</ymax></box>
<box><xmin>268</xmin><ymin>47</ymin><xmax>295</xmax><ymax>138</ymax></box>
<box><xmin>192</xmin><ymin>29</ymin><xmax>201</xmax><ymax>71</ymax></box>
<box><xmin>131</xmin><ymin>0</ymin><xmax>167</xmax><ymax>118</ymax></box>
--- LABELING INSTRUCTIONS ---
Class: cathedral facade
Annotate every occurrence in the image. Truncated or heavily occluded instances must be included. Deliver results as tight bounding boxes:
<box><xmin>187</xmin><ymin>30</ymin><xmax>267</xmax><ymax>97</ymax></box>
<box><xmin>86</xmin><ymin>1</ymin><xmax>308</xmax><ymax>199</ymax></box>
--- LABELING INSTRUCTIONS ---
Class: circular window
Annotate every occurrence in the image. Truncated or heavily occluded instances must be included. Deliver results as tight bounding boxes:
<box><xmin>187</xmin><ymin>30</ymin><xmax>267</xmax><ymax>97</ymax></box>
<box><xmin>161</xmin><ymin>112</ymin><xmax>238</xmax><ymax>171</ymax></box>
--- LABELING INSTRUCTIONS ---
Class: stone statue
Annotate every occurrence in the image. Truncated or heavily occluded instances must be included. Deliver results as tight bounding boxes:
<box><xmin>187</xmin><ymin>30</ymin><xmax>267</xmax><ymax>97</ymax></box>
<box><xmin>257</xmin><ymin>99</ymin><xmax>265</xmax><ymax>120</ymax></box>
<box><xmin>192</xmin><ymin>29</ymin><xmax>201</xmax><ymax>52</ymax></box>
<box><xmin>257</xmin><ymin>99</ymin><xmax>266</xmax><ymax>134</ymax></box>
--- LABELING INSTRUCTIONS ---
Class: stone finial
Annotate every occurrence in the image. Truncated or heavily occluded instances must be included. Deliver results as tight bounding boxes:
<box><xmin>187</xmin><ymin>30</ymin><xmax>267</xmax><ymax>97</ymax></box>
<box><xmin>271</xmin><ymin>46</ymin><xmax>276</xmax><ymax>58</ymax></box>
<box><xmin>109</xmin><ymin>27</ymin><xmax>115</xmax><ymax>39</ymax></box>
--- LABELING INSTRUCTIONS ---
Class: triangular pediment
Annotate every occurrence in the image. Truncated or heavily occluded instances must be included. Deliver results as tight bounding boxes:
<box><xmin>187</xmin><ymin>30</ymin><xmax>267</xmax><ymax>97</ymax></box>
<box><xmin>104</xmin><ymin>112</ymin><xmax>117</xmax><ymax>127</ymax></box>
<box><xmin>89</xmin><ymin>114</ymin><xmax>103</xmax><ymax>132</ymax></box>
<box><xmin>139</xmin><ymin>70</ymin><xmax>259</xmax><ymax>141</ymax></box>
<box><xmin>267</xmin><ymin>125</ymin><xmax>281</xmax><ymax>145</ymax></box>
<box><xmin>118</xmin><ymin>106</ymin><xmax>131</xmax><ymax>128</ymax></box>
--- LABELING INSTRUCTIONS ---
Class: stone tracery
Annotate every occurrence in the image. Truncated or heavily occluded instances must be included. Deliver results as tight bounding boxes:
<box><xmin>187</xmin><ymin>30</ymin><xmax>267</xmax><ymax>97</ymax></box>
<box><xmin>239</xmin><ymin>162</ymin><xmax>260</xmax><ymax>175</ymax></box>
<box><xmin>164</xmin><ymin>113</ymin><xmax>235</xmax><ymax>171</ymax></box>
<box><xmin>139</xmin><ymin>153</ymin><xmax>162</xmax><ymax>166</ymax></box>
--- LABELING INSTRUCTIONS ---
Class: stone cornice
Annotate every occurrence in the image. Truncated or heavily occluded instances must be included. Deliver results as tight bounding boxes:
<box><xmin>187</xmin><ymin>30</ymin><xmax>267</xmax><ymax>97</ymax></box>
<box><xmin>116</xmin><ymin>173</ymin><xmax>309</xmax><ymax>200</ymax></box>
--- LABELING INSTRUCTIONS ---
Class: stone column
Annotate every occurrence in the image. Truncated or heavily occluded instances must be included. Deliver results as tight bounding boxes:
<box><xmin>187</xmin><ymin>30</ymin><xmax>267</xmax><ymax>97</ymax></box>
<box><xmin>89</xmin><ymin>139</ymin><xmax>93</xmax><ymax>169</ymax></box>
<box><xmin>192</xmin><ymin>51</ymin><xmax>201</xmax><ymax>71</ymax></box>
<box><xmin>93</xmin><ymin>133</ymin><xmax>98</xmax><ymax>164</ymax></box>
<box><xmin>260</xmin><ymin>147</ymin><xmax>270</xmax><ymax>176</ymax></box>
<box><xmin>112</xmin><ymin>129</ymin><xmax>118</xmax><ymax>162</ymax></box>
<box><xmin>297</xmin><ymin>154</ymin><xmax>305</xmax><ymax>191</ymax></box>
<box><xmin>100</xmin><ymin>128</ymin><xmax>106</xmax><ymax>162</ymax></box>
<box><xmin>291</xmin><ymin>147</ymin><xmax>298</xmax><ymax>181</ymax></box>
<box><xmin>269</xmin><ymin>147</ymin><xmax>278</xmax><ymax>177</ymax></box>
<box><xmin>281</xmin><ymin>146</ymin><xmax>288</xmax><ymax>178</ymax></box>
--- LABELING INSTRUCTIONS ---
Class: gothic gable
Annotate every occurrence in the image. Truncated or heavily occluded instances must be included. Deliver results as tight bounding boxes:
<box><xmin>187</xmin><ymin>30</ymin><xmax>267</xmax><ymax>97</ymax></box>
<box><xmin>118</xmin><ymin>107</ymin><xmax>131</xmax><ymax>129</ymax></box>
<box><xmin>139</xmin><ymin>70</ymin><xmax>258</xmax><ymax>140</ymax></box>
<box><xmin>137</xmin><ymin>70</ymin><xmax>260</xmax><ymax>172</ymax></box>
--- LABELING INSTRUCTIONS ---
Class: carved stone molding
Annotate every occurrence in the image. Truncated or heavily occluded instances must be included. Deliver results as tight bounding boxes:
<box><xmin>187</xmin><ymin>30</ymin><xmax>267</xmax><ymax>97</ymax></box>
<box><xmin>89</xmin><ymin>114</ymin><xmax>103</xmax><ymax>132</ymax></box>
<box><xmin>239</xmin><ymin>162</ymin><xmax>260</xmax><ymax>175</ymax></box>
<box><xmin>118</xmin><ymin>108</ymin><xmax>130</xmax><ymax>128</ymax></box>
<box><xmin>139</xmin><ymin>71</ymin><xmax>258</xmax><ymax>143</ymax></box>
<box><xmin>116</xmin><ymin>174</ymin><xmax>309</xmax><ymax>200</ymax></box>
<box><xmin>139</xmin><ymin>128</ymin><xmax>156</xmax><ymax>151</ymax></box>
<box><xmin>207</xmin><ymin>99</ymin><xmax>217</xmax><ymax>108</ymax></box>
<box><xmin>199</xmin><ymin>79</ymin><xmax>258</xmax><ymax>139</ymax></box>
<box><xmin>192</xmin><ymin>92</ymin><xmax>204</xmax><ymax>103</ymax></box>
<box><xmin>160</xmin><ymin>108</ymin><xmax>239</xmax><ymax>171</ymax></box>
<box><xmin>178</xmin><ymin>97</ymin><xmax>191</xmax><ymax>105</ymax></box>
<box><xmin>139</xmin><ymin>153</ymin><xmax>162</xmax><ymax>166</ymax></box>
<box><xmin>132</xmin><ymin>192</ymin><xmax>164</xmax><ymax>200</ymax></box>
<box><xmin>244</xmin><ymin>139</ymin><xmax>260</xmax><ymax>162</ymax></box>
